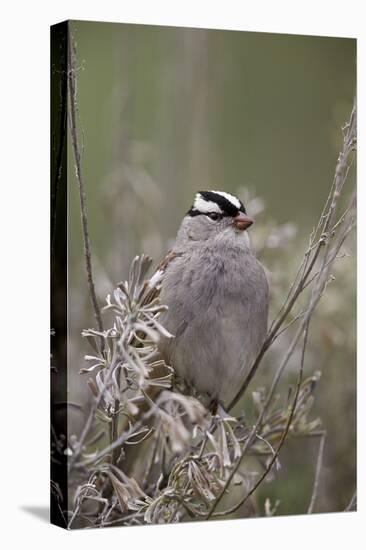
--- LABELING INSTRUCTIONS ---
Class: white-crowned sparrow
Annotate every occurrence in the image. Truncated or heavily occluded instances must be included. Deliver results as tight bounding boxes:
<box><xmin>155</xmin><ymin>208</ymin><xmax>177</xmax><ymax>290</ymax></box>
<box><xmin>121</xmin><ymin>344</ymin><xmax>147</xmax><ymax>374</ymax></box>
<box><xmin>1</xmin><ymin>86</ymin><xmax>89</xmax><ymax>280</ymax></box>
<box><xmin>155</xmin><ymin>190</ymin><xmax>269</xmax><ymax>409</ymax></box>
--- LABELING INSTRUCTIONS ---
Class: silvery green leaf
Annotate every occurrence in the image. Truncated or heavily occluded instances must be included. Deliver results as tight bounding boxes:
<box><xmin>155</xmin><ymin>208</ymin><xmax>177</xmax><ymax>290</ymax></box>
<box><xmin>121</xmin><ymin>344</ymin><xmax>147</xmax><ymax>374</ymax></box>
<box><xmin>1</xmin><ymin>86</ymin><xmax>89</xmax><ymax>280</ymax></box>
<box><xmin>95</xmin><ymin>409</ymin><xmax>112</xmax><ymax>423</ymax></box>
<box><xmin>85</xmin><ymin>354</ymin><xmax>104</xmax><ymax>363</ymax></box>
<box><xmin>144</xmin><ymin>315</ymin><xmax>174</xmax><ymax>339</ymax></box>
<box><xmin>79</xmin><ymin>363</ymin><xmax>103</xmax><ymax>374</ymax></box>
<box><xmin>125</xmin><ymin>428</ymin><xmax>153</xmax><ymax>445</ymax></box>
<box><xmin>133</xmin><ymin>321</ymin><xmax>160</xmax><ymax>343</ymax></box>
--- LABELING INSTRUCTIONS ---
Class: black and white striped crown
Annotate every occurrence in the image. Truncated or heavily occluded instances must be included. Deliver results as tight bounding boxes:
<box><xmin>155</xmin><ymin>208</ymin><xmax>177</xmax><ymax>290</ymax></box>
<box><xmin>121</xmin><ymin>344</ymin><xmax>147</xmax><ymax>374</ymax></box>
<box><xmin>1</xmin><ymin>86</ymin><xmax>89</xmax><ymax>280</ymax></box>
<box><xmin>188</xmin><ymin>190</ymin><xmax>246</xmax><ymax>218</ymax></box>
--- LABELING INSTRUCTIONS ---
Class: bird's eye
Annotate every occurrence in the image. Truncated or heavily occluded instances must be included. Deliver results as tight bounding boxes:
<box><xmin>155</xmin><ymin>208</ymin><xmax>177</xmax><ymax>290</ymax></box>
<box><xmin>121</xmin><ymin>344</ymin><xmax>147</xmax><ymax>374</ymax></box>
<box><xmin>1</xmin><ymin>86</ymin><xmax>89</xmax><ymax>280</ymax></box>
<box><xmin>208</xmin><ymin>212</ymin><xmax>221</xmax><ymax>221</ymax></box>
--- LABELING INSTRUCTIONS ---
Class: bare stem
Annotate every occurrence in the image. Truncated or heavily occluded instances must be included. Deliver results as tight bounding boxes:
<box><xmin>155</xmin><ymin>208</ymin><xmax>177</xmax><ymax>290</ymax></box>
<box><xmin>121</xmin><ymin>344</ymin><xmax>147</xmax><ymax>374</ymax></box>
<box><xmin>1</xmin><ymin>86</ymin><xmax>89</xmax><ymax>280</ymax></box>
<box><xmin>67</xmin><ymin>29</ymin><xmax>104</xmax><ymax>335</ymax></box>
<box><xmin>307</xmin><ymin>430</ymin><xmax>326</xmax><ymax>513</ymax></box>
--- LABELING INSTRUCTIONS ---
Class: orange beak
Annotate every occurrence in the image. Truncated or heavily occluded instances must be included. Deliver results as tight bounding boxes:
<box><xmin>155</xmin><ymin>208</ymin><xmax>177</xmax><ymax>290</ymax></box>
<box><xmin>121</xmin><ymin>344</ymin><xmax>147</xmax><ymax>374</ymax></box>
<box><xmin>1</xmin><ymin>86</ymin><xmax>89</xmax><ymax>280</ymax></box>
<box><xmin>233</xmin><ymin>212</ymin><xmax>254</xmax><ymax>231</ymax></box>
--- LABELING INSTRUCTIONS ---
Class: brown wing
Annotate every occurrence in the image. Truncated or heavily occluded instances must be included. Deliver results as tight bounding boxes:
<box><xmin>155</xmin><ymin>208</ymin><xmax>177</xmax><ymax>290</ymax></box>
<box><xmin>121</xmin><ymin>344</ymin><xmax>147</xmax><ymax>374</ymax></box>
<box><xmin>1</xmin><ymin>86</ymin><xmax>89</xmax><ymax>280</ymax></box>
<box><xmin>141</xmin><ymin>250</ymin><xmax>183</xmax><ymax>308</ymax></box>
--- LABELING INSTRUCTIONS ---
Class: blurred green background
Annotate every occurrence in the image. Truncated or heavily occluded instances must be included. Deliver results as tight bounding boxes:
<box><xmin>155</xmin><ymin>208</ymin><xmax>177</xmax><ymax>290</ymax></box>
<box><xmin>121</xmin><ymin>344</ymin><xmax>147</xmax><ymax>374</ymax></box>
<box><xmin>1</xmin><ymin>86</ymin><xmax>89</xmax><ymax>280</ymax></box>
<box><xmin>67</xmin><ymin>20</ymin><xmax>356</xmax><ymax>518</ymax></box>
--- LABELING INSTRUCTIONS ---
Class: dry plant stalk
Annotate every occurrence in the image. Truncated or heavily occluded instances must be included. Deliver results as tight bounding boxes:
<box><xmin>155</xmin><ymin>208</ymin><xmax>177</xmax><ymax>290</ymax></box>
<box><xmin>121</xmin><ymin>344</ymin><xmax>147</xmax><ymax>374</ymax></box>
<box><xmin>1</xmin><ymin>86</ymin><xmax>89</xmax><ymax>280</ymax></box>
<box><xmin>64</xmin><ymin>35</ymin><xmax>356</xmax><ymax>528</ymax></box>
<box><xmin>67</xmin><ymin>32</ymin><xmax>104</xmax><ymax>335</ymax></box>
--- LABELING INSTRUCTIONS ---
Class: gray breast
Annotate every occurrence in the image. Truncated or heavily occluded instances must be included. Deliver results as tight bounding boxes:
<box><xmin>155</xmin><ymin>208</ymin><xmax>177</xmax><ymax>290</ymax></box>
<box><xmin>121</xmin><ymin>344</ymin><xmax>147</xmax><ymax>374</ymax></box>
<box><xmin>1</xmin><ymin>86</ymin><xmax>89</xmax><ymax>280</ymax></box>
<box><xmin>158</xmin><ymin>243</ymin><xmax>268</xmax><ymax>406</ymax></box>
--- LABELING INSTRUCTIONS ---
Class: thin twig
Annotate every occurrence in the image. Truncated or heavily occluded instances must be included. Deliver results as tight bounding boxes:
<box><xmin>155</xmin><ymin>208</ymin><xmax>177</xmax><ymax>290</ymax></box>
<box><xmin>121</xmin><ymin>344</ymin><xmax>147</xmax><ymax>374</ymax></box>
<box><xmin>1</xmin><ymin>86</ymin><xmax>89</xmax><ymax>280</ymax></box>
<box><xmin>307</xmin><ymin>430</ymin><xmax>326</xmax><ymax>513</ymax></box>
<box><xmin>110</xmin><ymin>403</ymin><xmax>121</xmax><ymax>465</ymax></box>
<box><xmin>271</xmin><ymin>310</ymin><xmax>306</xmax><ymax>343</ymax></box>
<box><xmin>67</xmin><ymin>29</ymin><xmax>104</xmax><ymax>334</ymax></box>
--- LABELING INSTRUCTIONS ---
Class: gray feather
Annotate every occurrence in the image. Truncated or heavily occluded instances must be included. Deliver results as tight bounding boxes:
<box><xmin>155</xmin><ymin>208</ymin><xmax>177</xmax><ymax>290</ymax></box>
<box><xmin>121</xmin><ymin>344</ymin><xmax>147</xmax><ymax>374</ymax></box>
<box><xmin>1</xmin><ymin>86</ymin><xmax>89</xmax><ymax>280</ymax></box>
<box><xmin>158</xmin><ymin>213</ymin><xmax>269</xmax><ymax>407</ymax></box>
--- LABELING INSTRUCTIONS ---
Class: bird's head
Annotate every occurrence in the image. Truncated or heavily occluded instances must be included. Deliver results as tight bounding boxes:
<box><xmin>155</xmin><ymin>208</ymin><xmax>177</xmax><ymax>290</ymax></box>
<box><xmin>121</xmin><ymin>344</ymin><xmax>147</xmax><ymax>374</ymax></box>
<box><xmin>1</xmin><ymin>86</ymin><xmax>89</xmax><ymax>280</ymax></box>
<box><xmin>177</xmin><ymin>190</ymin><xmax>253</xmax><ymax>246</ymax></box>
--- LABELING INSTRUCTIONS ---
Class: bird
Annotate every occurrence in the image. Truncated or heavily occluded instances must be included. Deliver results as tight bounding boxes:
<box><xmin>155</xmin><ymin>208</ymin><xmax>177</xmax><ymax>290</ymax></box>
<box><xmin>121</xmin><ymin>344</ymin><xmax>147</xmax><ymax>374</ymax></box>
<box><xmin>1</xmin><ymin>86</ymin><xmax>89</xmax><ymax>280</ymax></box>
<box><xmin>154</xmin><ymin>190</ymin><xmax>269</xmax><ymax>411</ymax></box>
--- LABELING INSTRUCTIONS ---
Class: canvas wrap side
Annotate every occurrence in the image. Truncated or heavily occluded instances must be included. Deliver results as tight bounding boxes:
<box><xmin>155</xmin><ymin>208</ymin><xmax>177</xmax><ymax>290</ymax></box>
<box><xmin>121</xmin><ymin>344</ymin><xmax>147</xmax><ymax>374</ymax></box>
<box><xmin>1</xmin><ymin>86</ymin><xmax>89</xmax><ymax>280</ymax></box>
<box><xmin>50</xmin><ymin>20</ymin><xmax>69</xmax><ymax>530</ymax></box>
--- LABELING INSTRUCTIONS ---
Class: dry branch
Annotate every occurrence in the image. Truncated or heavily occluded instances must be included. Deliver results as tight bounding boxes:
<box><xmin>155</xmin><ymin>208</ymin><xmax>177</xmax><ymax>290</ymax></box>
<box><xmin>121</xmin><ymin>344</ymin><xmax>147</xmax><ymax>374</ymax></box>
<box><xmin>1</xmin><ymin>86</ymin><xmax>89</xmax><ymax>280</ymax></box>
<box><xmin>67</xmin><ymin>29</ymin><xmax>104</xmax><ymax>334</ymax></box>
